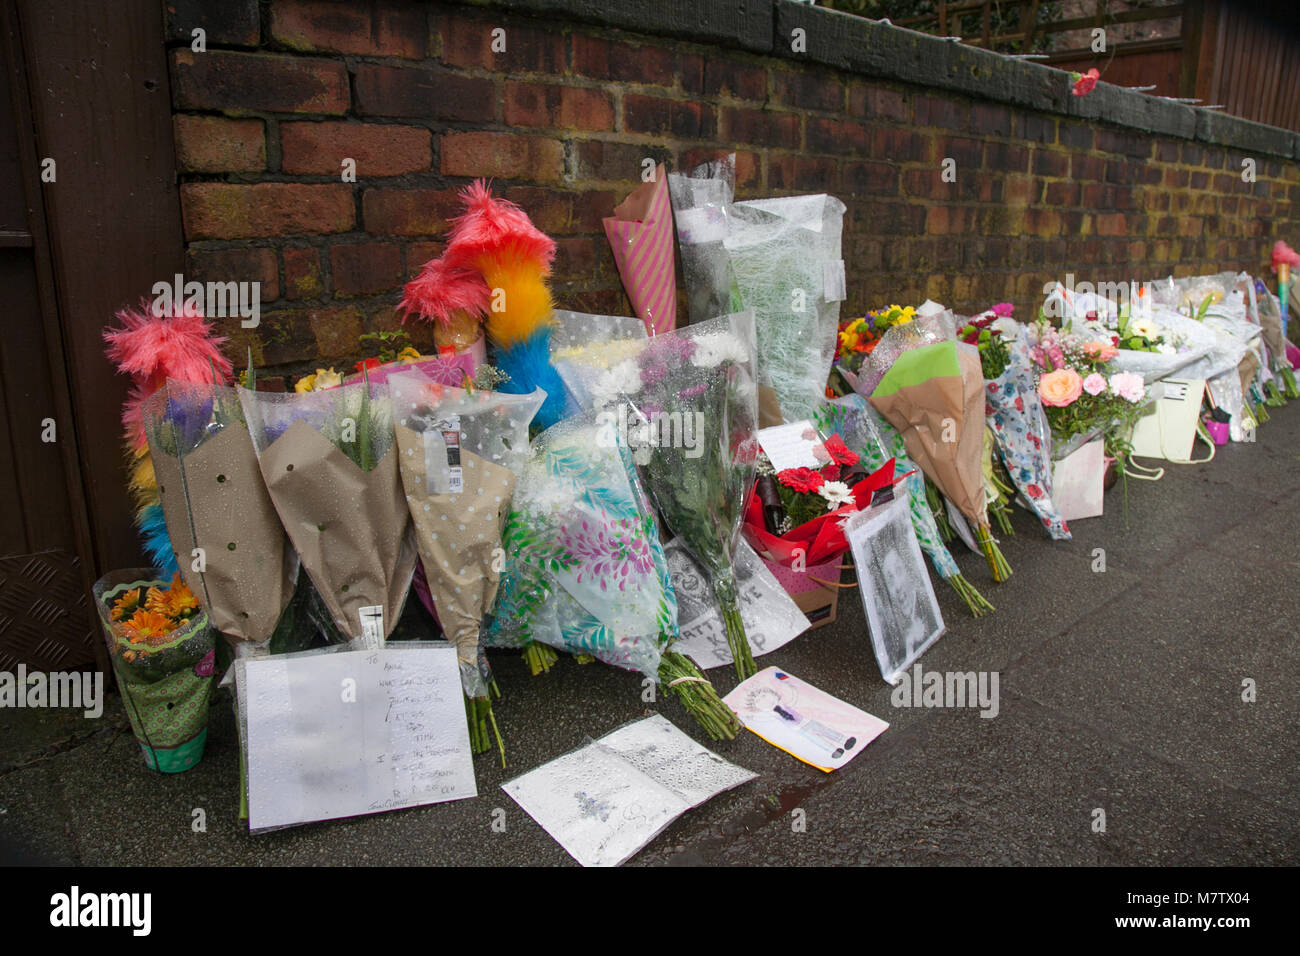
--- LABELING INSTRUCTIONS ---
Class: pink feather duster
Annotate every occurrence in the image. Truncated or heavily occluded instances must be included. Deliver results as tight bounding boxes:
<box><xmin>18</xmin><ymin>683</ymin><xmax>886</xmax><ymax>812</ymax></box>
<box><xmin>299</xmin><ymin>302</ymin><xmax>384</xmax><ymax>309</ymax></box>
<box><xmin>399</xmin><ymin>257</ymin><xmax>492</xmax><ymax>325</ymax></box>
<box><xmin>103</xmin><ymin>299</ymin><xmax>233</xmax><ymax>391</ymax></box>
<box><xmin>1271</xmin><ymin>240</ymin><xmax>1300</xmax><ymax>271</ymax></box>
<box><xmin>442</xmin><ymin>180</ymin><xmax>555</xmax><ymax>273</ymax></box>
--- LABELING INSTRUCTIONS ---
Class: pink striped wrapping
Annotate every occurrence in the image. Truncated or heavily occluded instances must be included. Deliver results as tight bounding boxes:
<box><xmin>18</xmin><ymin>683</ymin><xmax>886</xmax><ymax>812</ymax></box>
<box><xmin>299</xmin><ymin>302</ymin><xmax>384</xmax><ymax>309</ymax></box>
<box><xmin>603</xmin><ymin>165</ymin><xmax>677</xmax><ymax>335</ymax></box>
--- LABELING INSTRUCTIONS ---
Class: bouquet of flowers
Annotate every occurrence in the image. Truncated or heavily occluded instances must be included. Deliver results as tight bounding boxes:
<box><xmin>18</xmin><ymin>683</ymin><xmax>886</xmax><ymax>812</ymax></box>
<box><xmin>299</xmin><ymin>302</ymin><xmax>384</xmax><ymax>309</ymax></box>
<box><xmin>239</xmin><ymin>377</ymin><xmax>417</xmax><ymax>647</ymax></box>
<box><xmin>1027</xmin><ymin>318</ymin><xmax>1150</xmax><ymax>466</ymax></box>
<box><xmin>827</xmin><ymin>314</ymin><xmax>884</xmax><ymax>397</ymax></box>
<box><xmin>597</xmin><ymin>311</ymin><xmax>762</xmax><ymax>679</ymax></box>
<box><xmin>815</xmin><ymin>396</ymin><xmax>995</xmax><ymax>616</ymax></box>
<box><xmin>667</xmin><ymin>153</ymin><xmax>741</xmax><ymax>325</ymax></box>
<box><xmin>388</xmin><ymin>371</ymin><xmax>544</xmax><ymax>762</ymax></box>
<box><xmin>142</xmin><ymin>380</ymin><xmax>298</xmax><ymax>645</ymax></box>
<box><xmin>93</xmin><ymin>569</ymin><xmax>216</xmax><ymax>772</ymax></box>
<box><xmin>863</xmin><ymin>310</ymin><xmax>1013</xmax><ymax>582</ymax></box>
<box><xmin>487</xmin><ymin>413</ymin><xmax>740</xmax><ymax>739</ymax></box>
<box><xmin>549</xmin><ymin>309</ymin><xmax>648</xmax><ymax>413</ymax></box>
<box><xmin>724</xmin><ymin>192</ymin><xmax>846</xmax><ymax>426</ymax></box>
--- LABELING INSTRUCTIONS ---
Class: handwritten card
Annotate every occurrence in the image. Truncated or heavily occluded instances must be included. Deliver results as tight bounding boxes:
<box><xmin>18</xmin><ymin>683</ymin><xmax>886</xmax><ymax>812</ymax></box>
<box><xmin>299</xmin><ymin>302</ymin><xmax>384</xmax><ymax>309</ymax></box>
<box><xmin>503</xmin><ymin>714</ymin><xmax>756</xmax><ymax>867</ymax></box>
<box><xmin>238</xmin><ymin>644</ymin><xmax>475</xmax><ymax>831</ymax></box>
<box><xmin>665</xmin><ymin>537</ymin><xmax>808</xmax><ymax>668</ymax></box>
<box><xmin>757</xmin><ymin>420</ymin><xmax>827</xmax><ymax>472</ymax></box>
<box><xmin>723</xmin><ymin>667</ymin><xmax>888</xmax><ymax>772</ymax></box>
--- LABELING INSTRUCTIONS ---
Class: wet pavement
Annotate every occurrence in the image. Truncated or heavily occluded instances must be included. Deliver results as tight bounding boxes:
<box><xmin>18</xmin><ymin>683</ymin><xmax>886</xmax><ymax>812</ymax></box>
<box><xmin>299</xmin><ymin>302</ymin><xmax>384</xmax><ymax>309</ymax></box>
<box><xmin>3</xmin><ymin>405</ymin><xmax>1298</xmax><ymax>866</ymax></box>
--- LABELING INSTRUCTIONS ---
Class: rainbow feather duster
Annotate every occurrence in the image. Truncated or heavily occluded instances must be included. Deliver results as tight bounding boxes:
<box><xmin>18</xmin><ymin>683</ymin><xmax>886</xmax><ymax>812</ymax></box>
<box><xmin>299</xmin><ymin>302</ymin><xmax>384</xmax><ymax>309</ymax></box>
<box><xmin>104</xmin><ymin>300</ymin><xmax>231</xmax><ymax>574</ymax></box>
<box><xmin>399</xmin><ymin>257</ymin><xmax>492</xmax><ymax>326</ymax></box>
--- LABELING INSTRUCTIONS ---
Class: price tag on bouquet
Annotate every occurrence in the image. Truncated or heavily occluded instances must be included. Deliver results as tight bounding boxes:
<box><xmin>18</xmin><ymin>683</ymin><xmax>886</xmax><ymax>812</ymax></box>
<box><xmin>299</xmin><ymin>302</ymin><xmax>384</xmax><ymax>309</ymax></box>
<box><xmin>421</xmin><ymin>413</ymin><xmax>464</xmax><ymax>495</ymax></box>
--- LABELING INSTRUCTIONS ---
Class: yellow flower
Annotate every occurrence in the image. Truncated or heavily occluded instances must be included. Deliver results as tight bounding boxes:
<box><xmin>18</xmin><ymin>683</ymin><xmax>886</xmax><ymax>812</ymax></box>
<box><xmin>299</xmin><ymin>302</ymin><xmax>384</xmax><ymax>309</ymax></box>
<box><xmin>397</xmin><ymin>347</ymin><xmax>423</xmax><ymax>363</ymax></box>
<box><xmin>313</xmin><ymin>368</ymin><xmax>342</xmax><ymax>389</ymax></box>
<box><xmin>294</xmin><ymin>373</ymin><xmax>318</xmax><ymax>393</ymax></box>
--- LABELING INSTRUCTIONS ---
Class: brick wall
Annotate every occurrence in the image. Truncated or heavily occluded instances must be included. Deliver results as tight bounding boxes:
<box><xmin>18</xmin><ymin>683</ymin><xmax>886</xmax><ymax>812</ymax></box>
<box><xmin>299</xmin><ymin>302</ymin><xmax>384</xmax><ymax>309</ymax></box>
<box><xmin>166</xmin><ymin>0</ymin><xmax>1299</xmax><ymax>381</ymax></box>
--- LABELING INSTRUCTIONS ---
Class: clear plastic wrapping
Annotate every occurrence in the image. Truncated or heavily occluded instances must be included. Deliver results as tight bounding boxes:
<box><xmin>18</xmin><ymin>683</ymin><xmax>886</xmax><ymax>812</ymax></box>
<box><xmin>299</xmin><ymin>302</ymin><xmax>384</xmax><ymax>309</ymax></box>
<box><xmin>549</xmin><ymin>309</ymin><xmax>649</xmax><ymax>413</ymax></box>
<box><xmin>667</xmin><ymin>154</ymin><xmax>739</xmax><ymax>325</ymax></box>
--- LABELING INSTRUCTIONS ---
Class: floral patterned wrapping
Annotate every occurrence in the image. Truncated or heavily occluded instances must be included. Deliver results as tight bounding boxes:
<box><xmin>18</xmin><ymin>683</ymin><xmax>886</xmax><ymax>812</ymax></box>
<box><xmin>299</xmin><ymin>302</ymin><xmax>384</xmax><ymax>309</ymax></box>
<box><xmin>813</xmin><ymin>395</ymin><xmax>962</xmax><ymax>581</ymax></box>
<box><xmin>485</xmin><ymin>412</ymin><xmax>678</xmax><ymax>680</ymax></box>
<box><xmin>985</xmin><ymin>337</ymin><xmax>1072</xmax><ymax>540</ymax></box>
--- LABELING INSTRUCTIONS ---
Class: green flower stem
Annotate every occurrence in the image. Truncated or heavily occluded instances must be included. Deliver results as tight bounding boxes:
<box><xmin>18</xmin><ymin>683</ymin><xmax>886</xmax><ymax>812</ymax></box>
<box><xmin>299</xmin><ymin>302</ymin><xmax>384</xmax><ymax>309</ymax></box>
<box><xmin>948</xmin><ymin>573</ymin><xmax>995</xmax><ymax>617</ymax></box>
<box><xmin>1281</xmin><ymin>366</ymin><xmax>1299</xmax><ymax>399</ymax></box>
<box><xmin>465</xmin><ymin>694</ymin><xmax>506</xmax><ymax>767</ymax></box>
<box><xmin>574</xmin><ymin>653</ymin><xmax>596</xmax><ymax>665</ymax></box>
<box><xmin>522</xmin><ymin>642</ymin><xmax>557</xmax><ymax>676</ymax></box>
<box><xmin>977</xmin><ymin>524</ymin><xmax>1013</xmax><ymax>583</ymax></box>
<box><xmin>713</xmin><ymin>573</ymin><xmax>756</xmax><ymax>681</ymax></box>
<box><xmin>990</xmin><ymin>499</ymin><xmax>1015</xmax><ymax>536</ymax></box>
<box><xmin>926</xmin><ymin>480</ymin><xmax>955</xmax><ymax>542</ymax></box>
<box><xmin>659</xmin><ymin>651</ymin><xmax>741</xmax><ymax>740</ymax></box>
<box><xmin>1264</xmin><ymin>380</ymin><xmax>1285</xmax><ymax>407</ymax></box>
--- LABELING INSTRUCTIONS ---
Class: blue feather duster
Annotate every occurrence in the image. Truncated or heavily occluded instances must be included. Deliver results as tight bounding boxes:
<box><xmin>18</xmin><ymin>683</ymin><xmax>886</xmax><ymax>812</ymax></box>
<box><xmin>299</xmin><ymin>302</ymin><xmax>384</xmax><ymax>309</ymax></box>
<box><xmin>139</xmin><ymin>503</ymin><xmax>180</xmax><ymax>578</ymax></box>
<box><xmin>496</xmin><ymin>327</ymin><xmax>572</xmax><ymax>430</ymax></box>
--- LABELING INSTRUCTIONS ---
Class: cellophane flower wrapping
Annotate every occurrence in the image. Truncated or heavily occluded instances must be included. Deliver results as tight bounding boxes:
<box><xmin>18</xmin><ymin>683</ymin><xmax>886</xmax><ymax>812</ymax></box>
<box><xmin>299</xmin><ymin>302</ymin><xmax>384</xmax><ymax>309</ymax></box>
<box><xmin>388</xmin><ymin>372</ymin><xmax>543</xmax><ymax>698</ymax></box>
<box><xmin>549</xmin><ymin>309</ymin><xmax>648</xmax><ymax>413</ymax></box>
<box><xmin>724</xmin><ymin>193</ymin><xmax>846</xmax><ymax>425</ymax></box>
<box><xmin>600</xmin><ymin>311</ymin><xmax>761</xmax><ymax>676</ymax></box>
<box><xmin>815</xmin><ymin>395</ymin><xmax>961</xmax><ymax>581</ymax></box>
<box><xmin>667</xmin><ymin>154</ymin><xmax>740</xmax><ymax>325</ymax></box>
<box><xmin>239</xmin><ymin>380</ymin><xmax>417</xmax><ymax>647</ymax></box>
<box><xmin>93</xmin><ymin>569</ymin><xmax>216</xmax><ymax>773</ymax></box>
<box><xmin>984</xmin><ymin>336</ymin><xmax>1072</xmax><ymax>540</ymax></box>
<box><xmin>143</xmin><ymin>380</ymin><xmax>299</xmax><ymax>644</ymax></box>
<box><xmin>485</xmin><ymin>412</ymin><xmax>678</xmax><ymax>679</ymax></box>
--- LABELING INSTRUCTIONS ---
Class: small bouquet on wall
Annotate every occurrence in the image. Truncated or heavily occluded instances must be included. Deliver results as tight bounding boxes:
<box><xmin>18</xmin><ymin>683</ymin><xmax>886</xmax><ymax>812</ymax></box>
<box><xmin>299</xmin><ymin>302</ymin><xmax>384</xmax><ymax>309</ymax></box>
<box><xmin>239</xmin><ymin>377</ymin><xmax>417</xmax><ymax>648</ymax></box>
<box><xmin>92</xmin><ymin>569</ymin><xmax>216</xmax><ymax>773</ymax></box>
<box><xmin>595</xmin><ymin>311</ymin><xmax>762</xmax><ymax>680</ymax></box>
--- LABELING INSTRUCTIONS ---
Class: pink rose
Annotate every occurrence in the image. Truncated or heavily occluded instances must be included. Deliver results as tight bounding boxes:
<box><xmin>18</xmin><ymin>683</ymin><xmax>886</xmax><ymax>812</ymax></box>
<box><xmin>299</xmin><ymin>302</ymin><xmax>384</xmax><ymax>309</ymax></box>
<box><xmin>1082</xmin><ymin>340</ymin><xmax>1119</xmax><ymax>362</ymax></box>
<box><xmin>1082</xmin><ymin>372</ymin><xmax>1107</xmax><ymax>396</ymax></box>
<box><xmin>1039</xmin><ymin>368</ymin><xmax>1084</xmax><ymax>407</ymax></box>
<box><xmin>1109</xmin><ymin>371</ymin><xmax>1145</xmax><ymax>403</ymax></box>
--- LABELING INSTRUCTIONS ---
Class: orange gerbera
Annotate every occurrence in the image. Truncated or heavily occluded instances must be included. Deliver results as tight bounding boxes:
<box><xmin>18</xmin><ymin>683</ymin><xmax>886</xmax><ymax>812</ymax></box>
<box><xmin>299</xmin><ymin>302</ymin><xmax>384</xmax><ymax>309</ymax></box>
<box><xmin>120</xmin><ymin>609</ymin><xmax>176</xmax><ymax>645</ymax></box>
<box><xmin>110</xmin><ymin>588</ymin><xmax>142</xmax><ymax>621</ymax></box>
<box><xmin>144</xmin><ymin>575</ymin><xmax>199</xmax><ymax>619</ymax></box>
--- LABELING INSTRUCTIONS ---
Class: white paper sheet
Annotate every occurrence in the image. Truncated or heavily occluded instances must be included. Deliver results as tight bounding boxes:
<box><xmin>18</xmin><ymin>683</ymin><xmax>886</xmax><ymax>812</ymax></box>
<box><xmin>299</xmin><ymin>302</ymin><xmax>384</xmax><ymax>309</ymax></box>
<box><xmin>665</xmin><ymin>537</ymin><xmax>808</xmax><ymax>668</ymax></box>
<box><xmin>239</xmin><ymin>644</ymin><xmax>476</xmax><ymax>831</ymax></box>
<box><xmin>503</xmin><ymin>714</ymin><xmax>756</xmax><ymax>866</ymax></box>
<box><xmin>1051</xmin><ymin>438</ymin><xmax>1105</xmax><ymax>521</ymax></box>
<box><xmin>757</xmin><ymin>420</ymin><xmax>826</xmax><ymax>471</ymax></box>
<box><xmin>723</xmin><ymin>667</ymin><xmax>888</xmax><ymax>772</ymax></box>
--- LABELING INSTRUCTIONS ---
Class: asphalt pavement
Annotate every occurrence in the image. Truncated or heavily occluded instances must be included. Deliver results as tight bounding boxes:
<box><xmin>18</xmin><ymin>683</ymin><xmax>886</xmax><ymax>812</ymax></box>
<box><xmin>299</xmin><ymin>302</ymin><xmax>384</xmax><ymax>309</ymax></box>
<box><xmin>3</xmin><ymin>405</ymin><xmax>1298</xmax><ymax>866</ymax></box>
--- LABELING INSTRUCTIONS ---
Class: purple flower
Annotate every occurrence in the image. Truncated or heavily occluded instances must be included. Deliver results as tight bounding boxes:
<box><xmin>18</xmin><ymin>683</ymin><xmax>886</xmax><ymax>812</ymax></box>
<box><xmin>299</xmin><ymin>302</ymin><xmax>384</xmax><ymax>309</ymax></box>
<box><xmin>678</xmin><ymin>383</ymin><xmax>708</xmax><ymax>402</ymax></box>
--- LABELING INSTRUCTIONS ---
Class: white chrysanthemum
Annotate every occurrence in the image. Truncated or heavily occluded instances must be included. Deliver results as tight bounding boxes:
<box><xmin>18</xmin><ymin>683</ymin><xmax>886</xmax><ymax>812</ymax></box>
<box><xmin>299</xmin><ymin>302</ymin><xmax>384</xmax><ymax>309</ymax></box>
<box><xmin>690</xmin><ymin>332</ymin><xmax>748</xmax><ymax>368</ymax></box>
<box><xmin>1130</xmin><ymin>317</ymin><xmax>1160</xmax><ymax>340</ymax></box>
<box><xmin>818</xmin><ymin>480</ymin><xmax>854</xmax><ymax>511</ymax></box>
<box><xmin>591</xmin><ymin>358</ymin><xmax>642</xmax><ymax>407</ymax></box>
<box><xmin>992</xmin><ymin>317</ymin><xmax>1021</xmax><ymax>338</ymax></box>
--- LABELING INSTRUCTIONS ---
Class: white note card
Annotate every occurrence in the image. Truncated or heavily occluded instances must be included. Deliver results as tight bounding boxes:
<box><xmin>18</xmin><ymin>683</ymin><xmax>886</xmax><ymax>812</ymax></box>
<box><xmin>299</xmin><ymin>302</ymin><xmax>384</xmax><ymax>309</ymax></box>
<box><xmin>757</xmin><ymin>420</ymin><xmax>827</xmax><ymax>472</ymax></box>
<box><xmin>240</xmin><ymin>644</ymin><xmax>476</xmax><ymax>831</ymax></box>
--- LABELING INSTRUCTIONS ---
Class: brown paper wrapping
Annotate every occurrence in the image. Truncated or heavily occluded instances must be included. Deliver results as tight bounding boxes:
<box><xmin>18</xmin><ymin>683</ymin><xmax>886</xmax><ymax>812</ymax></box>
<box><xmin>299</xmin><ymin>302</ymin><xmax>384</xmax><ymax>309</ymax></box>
<box><xmin>870</xmin><ymin>346</ymin><xmax>988</xmax><ymax>529</ymax></box>
<box><xmin>151</xmin><ymin>425</ymin><xmax>296</xmax><ymax>642</ymax></box>
<box><xmin>757</xmin><ymin>383</ymin><xmax>785</xmax><ymax>428</ymax></box>
<box><xmin>393</xmin><ymin>423</ymin><xmax>516</xmax><ymax>678</ymax></box>
<box><xmin>1238</xmin><ymin>350</ymin><xmax>1260</xmax><ymax>398</ymax></box>
<box><xmin>258</xmin><ymin>419</ymin><xmax>416</xmax><ymax>640</ymax></box>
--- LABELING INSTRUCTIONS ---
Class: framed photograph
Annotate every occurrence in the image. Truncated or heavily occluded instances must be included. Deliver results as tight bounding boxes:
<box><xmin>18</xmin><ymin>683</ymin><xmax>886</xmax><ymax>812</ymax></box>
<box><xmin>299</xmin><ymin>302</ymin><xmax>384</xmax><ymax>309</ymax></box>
<box><xmin>844</xmin><ymin>496</ymin><xmax>946</xmax><ymax>685</ymax></box>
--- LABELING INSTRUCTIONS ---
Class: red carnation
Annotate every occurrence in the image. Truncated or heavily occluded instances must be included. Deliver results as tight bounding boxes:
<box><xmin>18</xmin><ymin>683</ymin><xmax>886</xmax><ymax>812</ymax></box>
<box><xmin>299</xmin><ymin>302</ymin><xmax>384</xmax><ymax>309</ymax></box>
<box><xmin>355</xmin><ymin>357</ymin><xmax>383</xmax><ymax>373</ymax></box>
<box><xmin>778</xmin><ymin>467</ymin><xmax>826</xmax><ymax>494</ymax></box>
<box><xmin>823</xmin><ymin>434</ymin><xmax>859</xmax><ymax>468</ymax></box>
<box><xmin>1072</xmin><ymin>68</ymin><xmax>1099</xmax><ymax>97</ymax></box>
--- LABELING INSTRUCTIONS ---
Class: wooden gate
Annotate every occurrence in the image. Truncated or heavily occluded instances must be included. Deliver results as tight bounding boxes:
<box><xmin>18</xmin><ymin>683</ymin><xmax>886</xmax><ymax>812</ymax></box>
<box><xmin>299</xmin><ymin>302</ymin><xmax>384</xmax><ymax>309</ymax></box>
<box><xmin>0</xmin><ymin>0</ymin><xmax>187</xmax><ymax>671</ymax></box>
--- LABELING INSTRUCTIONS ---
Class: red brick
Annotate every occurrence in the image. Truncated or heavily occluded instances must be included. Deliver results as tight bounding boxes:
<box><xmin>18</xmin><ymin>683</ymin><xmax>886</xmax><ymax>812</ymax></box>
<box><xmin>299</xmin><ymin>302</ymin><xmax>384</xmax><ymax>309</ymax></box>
<box><xmin>574</xmin><ymin>140</ymin><xmax>672</xmax><ymax>183</ymax></box>
<box><xmin>1096</xmin><ymin>213</ymin><xmax>1127</xmax><ymax>236</ymax></box>
<box><xmin>843</xmin><ymin>161</ymin><xmax>899</xmax><ymax>196</ymax></box>
<box><xmin>725</xmin><ymin>107</ymin><xmax>799</xmax><ymax>149</ymax></box>
<box><xmin>572</xmin><ymin>34</ymin><xmax>676</xmax><ymax>84</ymax></box>
<box><xmin>1057</xmin><ymin>122</ymin><xmax>1094</xmax><ymax>150</ymax></box>
<box><xmin>565</xmin><ymin>288</ymin><xmax>631</xmax><ymax>317</ymax></box>
<box><xmin>684</xmin><ymin>58</ymin><xmax>767</xmax><ymax>100</ymax></box>
<box><xmin>170</xmin><ymin>50</ymin><xmax>348</xmax><ymax>115</ymax></box>
<box><xmin>281</xmin><ymin>122</ymin><xmax>431</xmax><ymax>176</ymax></box>
<box><xmin>307</xmin><ymin>306</ymin><xmax>366</xmax><ymax>359</ymax></box>
<box><xmin>362</xmin><ymin>187</ymin><xmax>462</xmax><ymax>236</ymax></box>
<box><xmin>440</xmin><ymin>131</ymin><xmax>564</xmax><ymax>181</ymax></box>
<box><xmin>270</xmin><ymin>0</ymin><xmax>426</xmax><ymax>58</ymax></box>
<box><xmin>871</xmin><ymin>127</ymin><xmax>932</xmax><ymax>162</ymax></box>
<box><xmin>939</xmin><ymin>136</ymin><xmax>983</xmax><ymax>169</ymax></box>
<box><xmin>186</xmin><ymin>246</ymin><xmax>280</xmax><ymax>301</ymax></box>
<box><xmin>1071</xmin><ymin>154</ymin><xmax>1105</xmax><ymax>180</ymax></box>
<box><xmin>623</xmin><ymin>95</ymin><xmax>714</xmax><ymax>139</ymax></box>
<box><xmin>404</xmin><ymin>241</ymin><xmax>444</xmax><ymax>279</ymax></box>
<box><xmin>768</xmin><ymin>155</ymin><xmax>838</xmax><ymax>192</ymax></box>
<box><xmin>913</xmin><ymin>94</ymin><xmax>967</xmax><ymax>130</ymax></box>
<box><xmin>806</xmin><ymin>117</ymin><xmax>870</xmax><ymax>155</ymax></box>
<box><xmin>551</xmin><ymin>237</ymin><xmax>599</xmax><ymax>282</ymax></box>
<box><xmin>181</xmin><ymin>183</ymin><xmax>354</xmax><ymax>240</ymax></box>
<box><xmin>173</xmin><ymin>115</ymin><xmax>265</xmax><ymax>173</ymax></box>
<box><xmin>254</xmin><ymin>310</ymin><xmax>317</xmax><ymax>364</ymax></box>
<box><xmin>1032</xmin><ymin>149</ymin><xmax>1070</xmax><ymax>178</ymax></box>
<box><xmin>775</xmin><ymin>70</ymin><xmax>845</xmax><ymax>112</ymax></box>
<box><xmin>970</xmin><ymin>103</ymin><xmax>1012</xmax><ymax>137</ymax></box>
<box><xmin>925</xmin><ymin>205</ymin><xmax>977</xmax><ymax>235</ymax></box>
<box><xmin>354</xmin><ymin>64</ymin><xmax>495</xmax><ymax>121</ymax></box>
<box><xmin>507</xmin><ymin>83</ymin><xmax>615</xmax><ymax>132</ymax></box>
<box><xmin>1155</xmin><ymin>141</ymin><xmax>1180</xmax><ymax>162</ymax></box>
<box><xmin>984</xmin><ymin>141</ymin><xmax>1028</xmax><ymax>172</ymax></box>
<box><xmin>282</xmin><ymin>247</ymin><xmax>324</xmax><ymax>300</ymax></box>
<box><xmin>502</xmin><ymin>187</ymin><xmax>616</xmax><ymax>235</ymax></box>
<box><xmin>901</xmin><ymin>168</ymin><xmax>952</xmax><ymax>200</ymax></box>
<box><xmin>848</xmin><ymin>82</ymin><xmax>908</xmax><ymax>122</ymax></box>
<box><xmin>440</xmin><ymin>14</ymin><xmax>563</xmax><ymax>72</ymax></box>
<box><xmin>330</xmin><ymin>242</ymin><xmax>403</xmax><ymax>295</ymax></box>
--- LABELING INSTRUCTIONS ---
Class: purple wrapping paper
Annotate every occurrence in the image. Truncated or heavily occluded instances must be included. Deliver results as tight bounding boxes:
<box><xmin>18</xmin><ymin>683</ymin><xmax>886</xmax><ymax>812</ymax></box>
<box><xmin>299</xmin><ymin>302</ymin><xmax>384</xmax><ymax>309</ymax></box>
<box><xmin>984</xmin><ymin>338</ymin><xmax>1071</xmax><ymax>540</ymax></box>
